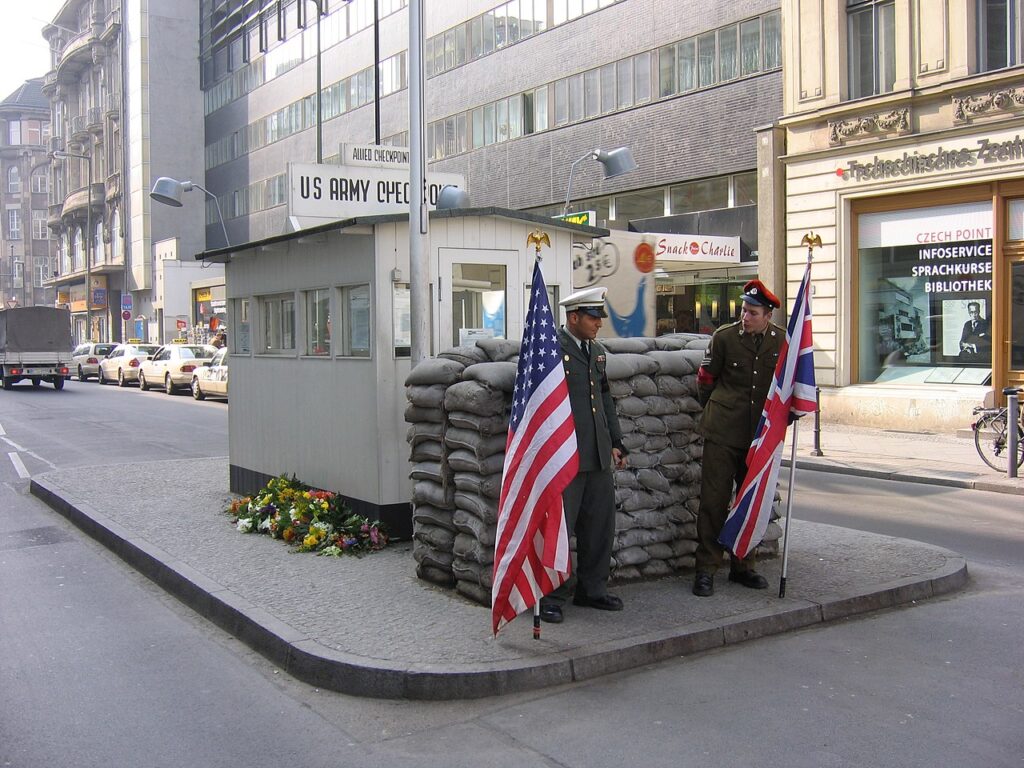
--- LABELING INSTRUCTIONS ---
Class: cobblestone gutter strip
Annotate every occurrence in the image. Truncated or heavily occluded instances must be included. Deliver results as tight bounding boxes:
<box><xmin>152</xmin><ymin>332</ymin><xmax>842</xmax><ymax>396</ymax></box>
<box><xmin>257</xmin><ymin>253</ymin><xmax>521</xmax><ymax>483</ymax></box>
<box><xmin>29</xmin><ymin>476</ymin><xmax>968</xmax><ymax>701</ymax></box>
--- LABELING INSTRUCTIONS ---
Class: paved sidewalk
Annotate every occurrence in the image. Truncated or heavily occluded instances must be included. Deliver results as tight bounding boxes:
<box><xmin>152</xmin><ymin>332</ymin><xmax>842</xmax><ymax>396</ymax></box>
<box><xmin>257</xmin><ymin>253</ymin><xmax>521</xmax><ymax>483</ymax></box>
<box><xmin>28</xmin><ymin>422</ymin><xmax>990</xmax><ymax>700</ymax></box>
<box><xmin>785</xmin><ymin>420</ymin><xmax>1024</xmax><ymax>495</ymax></box>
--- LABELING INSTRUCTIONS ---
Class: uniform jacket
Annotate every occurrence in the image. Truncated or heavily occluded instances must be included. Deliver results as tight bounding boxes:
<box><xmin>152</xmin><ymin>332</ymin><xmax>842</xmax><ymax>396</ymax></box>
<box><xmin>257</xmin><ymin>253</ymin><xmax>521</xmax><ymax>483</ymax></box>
<box><xmin>697</xmin><ymin>320</ymin><xmax>784</xmax><ymax>450</ymax></box>
<box><xmin>558</xmin><ymin>328</ymin><xmax>624</xmax><ymax>472</ymax></box>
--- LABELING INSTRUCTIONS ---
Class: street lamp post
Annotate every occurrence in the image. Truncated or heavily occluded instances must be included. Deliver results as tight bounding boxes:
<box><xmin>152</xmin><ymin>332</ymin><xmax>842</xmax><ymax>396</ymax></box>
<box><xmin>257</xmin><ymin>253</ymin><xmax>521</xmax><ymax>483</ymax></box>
<box><xmin>149</xmin><ymin>177</ymin><xmax>231</xmax><ymax>248</ymax></box>
<box><xmin>54</xmin><ymin>149</ymin><xmax>93</xmax><ymax>341</ymax></box>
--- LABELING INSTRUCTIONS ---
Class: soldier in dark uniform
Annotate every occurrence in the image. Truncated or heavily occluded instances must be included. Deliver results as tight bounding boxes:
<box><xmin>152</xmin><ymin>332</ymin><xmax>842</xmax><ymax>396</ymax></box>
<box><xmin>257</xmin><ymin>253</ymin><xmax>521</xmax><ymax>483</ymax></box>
<box><xmin>692</xmin><ymin>279</ymin><xmax>783</xmax><ymax>597</ymax></box>
<box><xmin>539</xmin><ymin>286</ymin><xmax>628</xmax><ymax>624</ymax></box>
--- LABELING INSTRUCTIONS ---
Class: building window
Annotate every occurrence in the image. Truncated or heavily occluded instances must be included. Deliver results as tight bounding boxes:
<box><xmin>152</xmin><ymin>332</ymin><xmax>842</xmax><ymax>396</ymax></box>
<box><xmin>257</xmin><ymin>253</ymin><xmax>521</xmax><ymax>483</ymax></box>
<box><xmin>72</xmin><ymin>227</ymin><xmax>84</xmax><ymax>271</ymax></box>
<box><xmin>670</xmin><ymin>176</ymin><xmax>729</xmax><ymax>215</ymax></box>
<box><xmin>8</xmin><ymin>209</ymin><xmax>21</xmax><ymax>240</ymax></box>
<box><xmin>305</xmin><ymin>288</ymin><xmax>331</xmax><ymax>356</ymax></box>
<box><xmin>338</xmin><ymin>284</ymin><xmax>371</xmax><ymax>357</ymax></box>
<box><xmin>32</xmin><ymin>168</ymin><xmax>48</xmax><ymax>194</ymax></box>
<box><xmin>7</xmin><ymin>166</ymin><xmax>20</xmax><ymax>194</ymax></box>
<box><xmin>233</xmin><ymin>298</ymin><xmax>251</xmax><ymax>353</ymax></box>
<box><xmin>260</xmin><ymin>292</ymin><xmax>296</xmax><ymax>352</ymax></box>
<box><xmin>7</xmin><ymin>121</ymin><xmax>20</xmax><ymax>145</ymax></box>
<box><xmin>978</xmin><ymin>0</ymin><xmax>1020</xmax><ymax>71</ymax></box>
<box><xmin>847</xmin><ymin>0</ymin><xmax>896</xmax><ymax>99</ymax></box>
<box><xmin>33</xmin><ymin>210</ymin><xmax>48</xmax><ymax>240</ymax></box>
<box><xmin>732</xmin><ymin>171</ymin><xmax>757</xmax><ymax>207</ymax></box>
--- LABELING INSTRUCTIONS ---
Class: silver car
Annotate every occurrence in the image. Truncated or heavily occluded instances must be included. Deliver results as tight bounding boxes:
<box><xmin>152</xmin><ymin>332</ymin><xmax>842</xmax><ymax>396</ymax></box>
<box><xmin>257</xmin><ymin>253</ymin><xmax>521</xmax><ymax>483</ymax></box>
<box><xmin>97</xmin><ymin>343</ymin><xmax>160</xmax><ymax>387</ymax></box>
<box><xmin>72</xmin><ymin>342</ymin><xmax>117</xmax><ymax>381</ymax></box>
<box><xmin>138</xmin><ymin>343</ymin><xmax>217</xmax><ymax>394</ymax></box>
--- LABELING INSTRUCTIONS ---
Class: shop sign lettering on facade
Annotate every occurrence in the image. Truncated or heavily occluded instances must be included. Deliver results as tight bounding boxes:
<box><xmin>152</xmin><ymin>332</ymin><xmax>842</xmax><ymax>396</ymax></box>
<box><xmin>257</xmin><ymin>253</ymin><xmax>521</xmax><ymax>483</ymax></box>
<box><xmin>838</xmin><ymin>132</ymin><xmax>1024</xmax><ymax>182</ymax></box>
<box><xmin>288</xmin><ymin>163</ymin><xmax>465</xmax><ymax>220</ymax></box>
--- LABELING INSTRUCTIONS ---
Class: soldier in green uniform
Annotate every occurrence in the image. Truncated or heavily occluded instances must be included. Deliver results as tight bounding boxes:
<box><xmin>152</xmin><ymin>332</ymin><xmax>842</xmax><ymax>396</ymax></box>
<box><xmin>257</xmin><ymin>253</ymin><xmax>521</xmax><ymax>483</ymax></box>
<box><xmin>539</xmin><ymin>287</ymin><xmax>628</xmax><ymax>624</ymax></box>
<box><xmin>692</xmin><ymin>279</ymin><xmax>783</xmax><ymax>597</ymax></box>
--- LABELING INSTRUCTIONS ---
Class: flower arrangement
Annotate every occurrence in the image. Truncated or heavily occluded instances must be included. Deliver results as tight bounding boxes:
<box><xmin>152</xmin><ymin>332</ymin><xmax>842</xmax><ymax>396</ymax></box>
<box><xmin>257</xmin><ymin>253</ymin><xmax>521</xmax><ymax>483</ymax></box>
<box><xmin>226</xmin><ymin>475</ymin><xmax>388</xmax><ymax>556</ymax></box>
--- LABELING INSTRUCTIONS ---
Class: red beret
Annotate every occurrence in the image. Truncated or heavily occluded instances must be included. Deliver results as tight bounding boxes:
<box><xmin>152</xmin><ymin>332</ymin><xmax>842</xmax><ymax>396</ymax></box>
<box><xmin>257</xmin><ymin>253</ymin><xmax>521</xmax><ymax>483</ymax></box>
<box><xmin>741</xmin><ymin>279</ymin><xmax>780</xmax><ymax>309</ymax></box>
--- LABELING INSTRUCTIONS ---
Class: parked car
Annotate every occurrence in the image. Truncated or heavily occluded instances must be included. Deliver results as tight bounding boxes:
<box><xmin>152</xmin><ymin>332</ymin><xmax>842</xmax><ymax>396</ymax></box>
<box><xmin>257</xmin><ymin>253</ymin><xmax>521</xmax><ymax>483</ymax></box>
<box><xmin>138</xmin><ymin>343</ymin><xmax>217</xmax><ymax>394</ymax></box>
<box><xmin>72</xmin><ymin>342</ymin><xmax>117</xmax><ymax>381</ymax></box>
<box><xmin>97</xmin><ymin>343</ymin><xmax>160</xmax><ymax>387</ymax></box>
<box><xmin>191</xmin><ymin>347</ymin><xmax>229</xmax><ymax>400</ymax></box>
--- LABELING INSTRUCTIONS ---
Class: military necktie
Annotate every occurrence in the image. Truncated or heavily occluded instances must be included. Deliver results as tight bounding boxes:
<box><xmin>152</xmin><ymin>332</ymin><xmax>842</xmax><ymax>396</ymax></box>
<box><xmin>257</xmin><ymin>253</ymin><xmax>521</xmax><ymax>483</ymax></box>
<box><xmin>582</xmin><ymin>341</ymin><xmax>591</xmax><ymax>359</ymax></box>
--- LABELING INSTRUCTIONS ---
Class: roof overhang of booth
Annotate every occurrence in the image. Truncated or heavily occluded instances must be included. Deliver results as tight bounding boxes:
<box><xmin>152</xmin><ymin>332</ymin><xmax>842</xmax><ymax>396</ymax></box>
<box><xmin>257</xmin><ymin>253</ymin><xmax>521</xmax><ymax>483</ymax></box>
<box><xmin>193</xmin><ymin>207</ymin><xmax>611</xmax><ymax>264</ymax></box>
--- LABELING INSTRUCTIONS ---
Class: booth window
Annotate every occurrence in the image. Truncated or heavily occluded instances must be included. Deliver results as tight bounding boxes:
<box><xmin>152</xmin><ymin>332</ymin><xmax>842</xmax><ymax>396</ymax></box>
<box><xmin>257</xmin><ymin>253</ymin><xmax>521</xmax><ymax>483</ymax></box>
<box><xmin>305</xmin><ymin>288</ymin><xmax>331</xmax><ymax>356</ymax></box>
<box><xmin>338</xmin><ymin>284</ymin><xmax>371</xmax><ymax>357</ymax></box>
<box><xmin>232</xmin><ymin>298</ymin><xmax>251</xmax><ymax>353</ymax></box>
<box><xmin>260</xmin><ymin>293</ymin><xmax>295</xmax><ymax>352</ymax></box>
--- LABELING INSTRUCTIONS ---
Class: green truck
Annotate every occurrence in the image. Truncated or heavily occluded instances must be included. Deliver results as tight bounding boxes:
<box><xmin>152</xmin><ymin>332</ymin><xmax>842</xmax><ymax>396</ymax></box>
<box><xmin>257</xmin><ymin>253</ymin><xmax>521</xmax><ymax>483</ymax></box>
<box><xmin>0</xmin><ymin>307</ymin><xmax>73</xmax><ymax>390</ymax></box>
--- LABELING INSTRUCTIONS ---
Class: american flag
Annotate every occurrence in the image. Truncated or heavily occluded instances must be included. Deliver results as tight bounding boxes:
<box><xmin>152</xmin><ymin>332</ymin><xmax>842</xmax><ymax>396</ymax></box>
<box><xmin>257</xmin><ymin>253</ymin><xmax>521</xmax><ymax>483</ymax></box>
<box><xmin>718</xmin><ymin>259</ymin><xmax>816</xmax><ymax>561</ymax></box>
<box><xmin>491</xmin><ymin>262</ymin><xmax>578</xmax><ymax>635</ymax></box>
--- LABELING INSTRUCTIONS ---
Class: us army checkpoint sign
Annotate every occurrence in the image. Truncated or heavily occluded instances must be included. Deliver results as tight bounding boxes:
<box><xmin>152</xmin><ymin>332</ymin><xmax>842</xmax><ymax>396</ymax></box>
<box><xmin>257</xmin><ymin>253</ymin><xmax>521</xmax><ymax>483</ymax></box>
<box><xmin>288</xmin><ymin>162</ymin><xmax>465</xmax><ymax>220</ymax></box>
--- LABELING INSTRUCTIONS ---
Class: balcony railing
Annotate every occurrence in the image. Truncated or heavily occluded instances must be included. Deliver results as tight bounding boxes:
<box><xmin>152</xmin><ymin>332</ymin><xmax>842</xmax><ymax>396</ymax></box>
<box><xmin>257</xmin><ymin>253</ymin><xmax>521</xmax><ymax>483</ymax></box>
<box><xmin>104</xmin><ymin>92</ymin><xmax>120</xmax><ymax>118</ymax></box>
<box><xmin>49</xmin><ymin>135</ymin><xmax>65</xmax><ymax>153</ymax></box>
<box><xmin>87</xmin><ymin>107</ymin><xmax>103</xmax><ymax>131</ymax></box>
<box><xmin>70</xmin><ymin>115</ymin><xmax>88</xmax><ymax>138</ymax></box>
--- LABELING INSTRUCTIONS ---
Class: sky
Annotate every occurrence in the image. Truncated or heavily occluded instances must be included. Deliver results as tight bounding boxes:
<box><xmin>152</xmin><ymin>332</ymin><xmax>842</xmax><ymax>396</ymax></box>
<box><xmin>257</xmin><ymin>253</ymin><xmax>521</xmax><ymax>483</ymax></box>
<box><xmin>0</xmin><ymin>1</ymin><xmax>69</xmax><ymax>101</ymax></box>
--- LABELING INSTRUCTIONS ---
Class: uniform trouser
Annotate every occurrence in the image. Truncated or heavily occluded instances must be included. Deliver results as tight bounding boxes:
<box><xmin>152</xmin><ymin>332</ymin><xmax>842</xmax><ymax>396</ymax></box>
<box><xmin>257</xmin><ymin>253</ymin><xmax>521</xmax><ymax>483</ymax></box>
<box><xmin>541</xmin><ymin>467</ymin><xmax>616</xmax><ymax>605</ymax></box>
<box><xmin>695</xmin><ymin>439</ymin><xmax>756</xmax><ymax>575</ymax></box>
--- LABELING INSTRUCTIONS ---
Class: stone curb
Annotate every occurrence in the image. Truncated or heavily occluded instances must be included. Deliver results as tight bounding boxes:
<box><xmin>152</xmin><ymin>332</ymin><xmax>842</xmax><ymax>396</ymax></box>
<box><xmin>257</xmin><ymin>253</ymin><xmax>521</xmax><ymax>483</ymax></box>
<box><xmin>29</xmin><ymin>477</ymin><xmax>968</xmax><ymax>701</ymax></box>
<box><xmin>784</xmin><ymin>458</ymin><xmax>1024</xmax><ymax>496</ymax></box>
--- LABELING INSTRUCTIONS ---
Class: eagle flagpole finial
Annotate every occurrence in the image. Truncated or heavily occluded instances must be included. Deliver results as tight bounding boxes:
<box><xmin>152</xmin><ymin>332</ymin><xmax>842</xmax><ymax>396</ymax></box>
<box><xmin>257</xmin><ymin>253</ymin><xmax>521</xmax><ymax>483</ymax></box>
<box><xmin>527</xmin><ymin>229</ymin><xmax>551</xmax><ymax>261</ymax></box>
<box><xmin>800</xmin><ymin>231</ymin><xmax>822</xmax><ymax>263</ymax></box>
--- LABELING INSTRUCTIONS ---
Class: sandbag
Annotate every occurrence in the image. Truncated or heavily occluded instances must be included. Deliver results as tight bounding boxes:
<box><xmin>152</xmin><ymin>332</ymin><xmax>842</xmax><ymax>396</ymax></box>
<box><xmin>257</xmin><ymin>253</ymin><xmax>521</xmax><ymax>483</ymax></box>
<box><xmin>445</xmin><ymin>427</ymin><xmax>507</xmax><ymax>459</ymax></box>
<box><xmin>417</xmin><ymin>563</ymin><xmax>455</xmax><ymax>586</ymax></box>
<box><xmin>463</xmin><ymin>361</ymin><xmax>518</xmax><ymax>393</ymax></box>
<box><xmin>438</xmin><ymin>345</ymin><xmax>489</xmax><ymax>366</ymax></box>
<box><xmin>453</xmin><ymin>491</ymin><xmax>499</xmax><ymax>524</ymax></box>
<box><xmin>455</xmin><ymin>579</ymin><xmax>491</xmax><ymax>606</ymax></box>
<box><xmin>405</xmin><ymin>358</ymin><xmax>465</xmax><ymax>386</ymax></box>
<box><xmin>404</xmin><ymin>404</ymin><xmax>445</xmax><ymax>424</ymax></box>
<box><xmin>407</xmin><ymin>383</ymin><xmax>447</xmax><ymax>408</ymax></box>
<box><xmin>410</xmin><ymin>440</ymin><xmax>443</xmax><ymax>463</ymax></box>
<box><xmin>447</xmin><ymin>410</ymin><xmax>509</xmax><ymax>436</ymax></box>
<box><xmin>412</xmin><ymin>504</ymin><xmax>455</xmax><ymax>531</ymax></box>
<box><xmin>414</xmin><ymin>523</ymin><xmax>457</xmax><ymax>551</ymax></box>
<box><xmin>412</xmin><ymin>539</ymin><xmax>454</xmax><ymax>569</ymax></box>
<box><xmin>636</xmin><ymin>468</ymin><xmax>671</xmax><ymax>494</ymax></box>
<box><xmin>647</xmin><ymin>351</ymin><xmax>694</xmax><ymax>377</ymax></box>
<box><xmin>452</xmin><ymin>472</ymin><xmax>503</xmax><ymax>500</ymax></box>
<box><xmin>452</xmin><ymin>508</ymin><xmax>497</xmax><ymax>545</ymax></box>
<box><xmin>412</xmin><ymin>480</ymin><xmax>454</xmax><ymax>509</ymax></box>
<box><xmin>654</xmin><ymin>375</ymin><xmax>688</xmax><ymax>397</ymax></box>
<box><xmin>475</xmin><ymin>338</ymin><xmax>520</xmax><ymax>362</ymax></box>
<box><xmin>600</xmin><ymin>337</ymin><xmax>655</xmax><ymax>353</ymax></box>
<box><xmin>605</xmin><ymin>352</ymin><xmax>659</xmax><ymax>379</ymax></box>
<box><xmin>616</xmin><ymin>396</ymin><xmax>648</xmax><ymax>417</ymax></box>
<box><xmin>443</xmin><ymin>380</ymin><xmax>507</xmax><ymax>416</ymax></box>
<box><xmin>453</xmin><ymin>533</ymin><xmax>494</xmax><ymax>564</ymax></box>
<box><xmin>627</xmin><ymin>375</ymin><xmax>657</xmax><ymax>397</ymax></box>
<box><xmin>407</xmin><ymin>422</ymin><xmax>443</xmax><ymax>447</ymax></box>
<box><xmin>643</xmin><ymin>395</ymin><xmax>680</xmax><ymax>415</ymax></box>
<box><xmin>410</xmin><ymin>461</ymin><xmax>445</xmax><ymax>484</ymax></box>
<box><xmin>447</xmin><ymin>449</ymin><xmax>505</xmax><ymax>475</ymax></box>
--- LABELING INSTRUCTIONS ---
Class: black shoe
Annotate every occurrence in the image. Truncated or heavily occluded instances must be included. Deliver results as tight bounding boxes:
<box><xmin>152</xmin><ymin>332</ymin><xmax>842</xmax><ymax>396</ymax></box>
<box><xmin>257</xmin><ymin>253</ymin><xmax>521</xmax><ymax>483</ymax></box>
<box><xmin>572</xmin><ymin>593</ymin><xmax>624</xmax><ymax>611</ymax></box>
<box><xmin>539</xmin><ymin>603</ymin><xmax>564</xmax><ymax>623</ymax></box>
<box><xmin>728</xmin><ymin>569</ymin><xmax>769</xmax><ymax>590</ymax></box>
<box><xmin>692</xmin><ymin>572</ymin><xmax>714</xmax><ymax>596</ymax></box>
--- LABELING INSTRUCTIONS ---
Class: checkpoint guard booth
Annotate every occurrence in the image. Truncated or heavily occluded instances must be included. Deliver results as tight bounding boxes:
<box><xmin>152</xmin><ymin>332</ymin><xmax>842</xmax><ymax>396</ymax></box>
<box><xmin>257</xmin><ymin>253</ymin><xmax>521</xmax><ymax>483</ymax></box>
<box><xmin>198</xmin><ymin>205</ymin><xmax>606</xmax><ymax>538</ymax></box>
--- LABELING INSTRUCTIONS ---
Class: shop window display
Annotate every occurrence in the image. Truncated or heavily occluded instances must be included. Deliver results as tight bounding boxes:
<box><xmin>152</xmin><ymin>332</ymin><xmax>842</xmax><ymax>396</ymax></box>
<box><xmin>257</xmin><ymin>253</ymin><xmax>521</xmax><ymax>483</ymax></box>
<box><xmin>857</xmin><ymin>202</ymin><xmax>993</xmax><ymax>384</ymax></box>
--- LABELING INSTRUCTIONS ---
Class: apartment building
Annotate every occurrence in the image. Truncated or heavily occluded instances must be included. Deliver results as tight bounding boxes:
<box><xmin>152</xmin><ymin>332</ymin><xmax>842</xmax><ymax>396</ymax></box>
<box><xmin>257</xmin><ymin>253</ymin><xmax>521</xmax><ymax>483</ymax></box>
<box><xmin>779</xmin><ymin>0</ymin><xmax>1024</xmax><ymax>430</ymax></box>
<box><xmin>42</xmin><ymin>0</ymin><xmax>219</xmax><ymax>345</ymax></box>
<box><xmin>201</xmin><ymin>0</ymin><xmax>784</xmax><ymax>335</ymax></box>
<box><xmin>0</xmin><ymin>79</ymin><xmax>56</xmax><ymax>310</ymax></box>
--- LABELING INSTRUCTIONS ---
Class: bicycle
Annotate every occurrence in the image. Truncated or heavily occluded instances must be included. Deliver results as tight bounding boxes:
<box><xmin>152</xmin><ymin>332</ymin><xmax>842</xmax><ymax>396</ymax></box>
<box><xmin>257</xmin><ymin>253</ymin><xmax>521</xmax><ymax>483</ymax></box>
<box><xmin>971</xmin><ymin>387</ymin><xmax>1024</xmax><ymax>472</ymax></box>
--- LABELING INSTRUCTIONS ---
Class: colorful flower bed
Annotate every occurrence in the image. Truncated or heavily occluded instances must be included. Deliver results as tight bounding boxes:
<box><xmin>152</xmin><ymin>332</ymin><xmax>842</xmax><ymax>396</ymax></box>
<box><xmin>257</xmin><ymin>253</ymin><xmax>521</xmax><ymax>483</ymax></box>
<box><xmin>226</xmin><ymin>475</ymin><xmax>388</xmax><ymax>556</ymax></box>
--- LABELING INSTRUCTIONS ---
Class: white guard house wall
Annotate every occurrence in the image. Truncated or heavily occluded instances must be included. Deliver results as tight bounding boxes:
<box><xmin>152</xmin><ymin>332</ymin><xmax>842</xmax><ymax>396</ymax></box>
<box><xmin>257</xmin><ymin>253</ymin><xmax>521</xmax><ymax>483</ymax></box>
<box><xmin>783</xmin><ymin>122</ymin><xmax>1024</xmax><ymax>432</ymax></box>
<box><xmin>206</xmin><ymin>209</ymin><xmax>602</xmax><ymax>537</ymax></box>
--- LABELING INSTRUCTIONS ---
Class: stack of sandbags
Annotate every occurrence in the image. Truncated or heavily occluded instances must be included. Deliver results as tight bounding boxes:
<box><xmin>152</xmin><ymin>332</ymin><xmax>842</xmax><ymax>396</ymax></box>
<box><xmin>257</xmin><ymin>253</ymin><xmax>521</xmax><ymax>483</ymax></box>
<box><xmin>405</xmin><ymin>334</ymin><xmax>783</xmax><ymax>606</ymax></box>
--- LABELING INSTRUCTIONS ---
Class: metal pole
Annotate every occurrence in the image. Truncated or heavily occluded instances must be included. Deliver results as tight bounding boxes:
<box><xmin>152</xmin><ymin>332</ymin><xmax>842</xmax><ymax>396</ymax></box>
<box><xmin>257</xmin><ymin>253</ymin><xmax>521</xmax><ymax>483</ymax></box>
<box><xmin>408</xmin><ymin>0</ymin><xmax>429</xmax><ymax>365</ymax></box>
<box><xmin>1006</xmin><ymin>387</ymin><xmax>1020</xmax><ymax>480</ymax></box>
<box><xmin>779</xmin><ymin>419</ymin><xmax>800</xmax><ymax>599</ymax></box>
<box><xmin>373</xmin><ymin>0</ymin><xmax>381</xmax><ymax>144</ymax></box>
<box><xmin>85</xmin><ymin>152</ymin><xmax>92</xmax><ymax>341</ymax></box>
<box><xmin>312</xmin><ymin>0</ymin><xmax>323</xmax><ymax>164</ymax></box>
<box><xmin>811</xmin><ymin>386</ymin><xmax>823</xmax><ymax>456</ymax></box>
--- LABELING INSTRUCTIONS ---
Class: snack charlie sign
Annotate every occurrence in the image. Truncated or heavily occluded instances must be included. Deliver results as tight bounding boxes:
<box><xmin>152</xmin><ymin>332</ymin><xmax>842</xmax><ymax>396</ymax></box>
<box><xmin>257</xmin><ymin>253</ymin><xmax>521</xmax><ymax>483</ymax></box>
<box><xmin>288</xmin><ymin>162</ymin><xmax>465</xmax><ymax>220</ymax></box>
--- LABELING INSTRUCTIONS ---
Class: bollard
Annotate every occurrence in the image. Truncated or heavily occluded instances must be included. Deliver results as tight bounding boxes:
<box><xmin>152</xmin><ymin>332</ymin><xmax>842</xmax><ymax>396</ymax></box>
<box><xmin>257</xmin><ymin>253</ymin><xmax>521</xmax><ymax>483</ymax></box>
<box><xmin>811</xmin><ymin>386</ymin><xmax>823</xmax><ymax>456</ymax></box>
<box><xmin>1004</xmin><ymin>387</ymin><xmax>1021</xmax><ymax>480</ymax></box>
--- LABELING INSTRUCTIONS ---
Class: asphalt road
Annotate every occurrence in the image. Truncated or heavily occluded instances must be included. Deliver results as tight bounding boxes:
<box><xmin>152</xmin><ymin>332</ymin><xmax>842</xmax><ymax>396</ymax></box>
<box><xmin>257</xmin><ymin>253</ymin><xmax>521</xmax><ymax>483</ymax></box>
<box><xmin>1</xmin><ymin>379</ymin><xmax>1021</xmax><ymax>767</ymax></box>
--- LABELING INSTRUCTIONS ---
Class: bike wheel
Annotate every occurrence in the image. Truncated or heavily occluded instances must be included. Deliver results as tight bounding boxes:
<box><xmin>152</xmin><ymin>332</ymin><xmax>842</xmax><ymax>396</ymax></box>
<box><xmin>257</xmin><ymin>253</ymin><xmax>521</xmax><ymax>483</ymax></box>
<box><xmin>974</xmin><ymin>414</ymin><xmax>1011</xmax><ymax>472</ymax></box>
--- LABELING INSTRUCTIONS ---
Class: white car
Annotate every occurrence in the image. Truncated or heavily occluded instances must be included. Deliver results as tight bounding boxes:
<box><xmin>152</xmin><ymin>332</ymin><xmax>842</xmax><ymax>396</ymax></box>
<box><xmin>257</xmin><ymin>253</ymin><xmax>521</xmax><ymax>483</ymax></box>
<box><xmin>71</xmin><ymin>342</ymin><xmax>117</xmax><ymax>381</ymax></box>
<box><xmin>191</xmin><ymin>347</ymin><xmax>229</xmax><ymax>400</ymax></box>
<box><xmin>138</xmin><ymin>343</ymin><xmax>217</xmax><ymax>394</ymax></box>
<box><xmin>97</xmin><ymin>343</ymin><xmax>160</xmax><ymax>387</ymax></box>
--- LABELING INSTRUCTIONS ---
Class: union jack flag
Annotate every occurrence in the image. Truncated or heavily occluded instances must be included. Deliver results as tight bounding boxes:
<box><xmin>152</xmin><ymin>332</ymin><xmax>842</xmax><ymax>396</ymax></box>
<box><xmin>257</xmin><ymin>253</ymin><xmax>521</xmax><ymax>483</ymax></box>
<box><xmin>491</xmin><ymin>262</ymin><xmax>578</xmax><ymax>635</ymax></box>
<box><xmin>718</xmin><ymin>259</ymin><xmax>816</xmax><ymax>560</ymax></box>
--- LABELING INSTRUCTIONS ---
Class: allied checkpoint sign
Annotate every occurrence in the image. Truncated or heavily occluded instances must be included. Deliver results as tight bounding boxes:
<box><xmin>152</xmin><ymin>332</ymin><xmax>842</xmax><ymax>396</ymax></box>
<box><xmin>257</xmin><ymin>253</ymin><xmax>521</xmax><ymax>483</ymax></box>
<box><xmin>288</xmin><ymin>161</ymin><xmax>465</xmax><ymax>220</ymax></box>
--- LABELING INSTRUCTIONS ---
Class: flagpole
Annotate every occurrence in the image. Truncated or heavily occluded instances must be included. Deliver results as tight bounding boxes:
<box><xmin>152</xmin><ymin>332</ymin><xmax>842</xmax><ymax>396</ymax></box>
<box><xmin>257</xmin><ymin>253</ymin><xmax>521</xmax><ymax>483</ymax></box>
<box><xmin>779</xmin><ymin>419</ymin><xmax>800</xmax><ymax>598</ymax></box>
<box><xmin>534</xmin><ymin>604</ymin><xmax>541</xmax><ymax>639</ymax></box>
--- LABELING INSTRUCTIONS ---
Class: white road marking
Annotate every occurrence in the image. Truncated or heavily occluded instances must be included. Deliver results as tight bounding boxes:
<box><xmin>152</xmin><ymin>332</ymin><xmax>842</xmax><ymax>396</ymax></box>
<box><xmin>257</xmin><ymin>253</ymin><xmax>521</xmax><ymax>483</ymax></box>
<box><xmin>1</xmin><ymin>436</ymin><xmax>26</xmax><ymax>452</ymax></box>
<box><xmin>8</xmin><ymin>452</ymin><xmax>30</xmax><ymax>479</ymax></box>
<box><xmin>0</xmin><ymin>421</ymin><xmax>5</xmax><ymax>436</ymax></box>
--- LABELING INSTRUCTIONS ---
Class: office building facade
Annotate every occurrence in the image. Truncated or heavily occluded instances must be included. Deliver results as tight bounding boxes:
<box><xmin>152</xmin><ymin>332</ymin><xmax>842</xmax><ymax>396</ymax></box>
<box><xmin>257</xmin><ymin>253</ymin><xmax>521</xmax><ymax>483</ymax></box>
<box><xmin>201</xmin><ymin>0</ymin><xmax>784</xmax><ymax>336</ymax></box>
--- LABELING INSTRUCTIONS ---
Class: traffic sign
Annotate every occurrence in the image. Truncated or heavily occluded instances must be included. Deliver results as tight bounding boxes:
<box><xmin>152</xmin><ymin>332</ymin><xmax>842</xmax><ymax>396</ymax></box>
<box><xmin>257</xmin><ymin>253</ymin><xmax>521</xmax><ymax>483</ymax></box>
<box><xmin>121</xmin><ymin>294</ymin><xmax>133</xmax><ymax>312</ymax></box>
<box><xmin>122</xmin><ymin>310</ymin><xmax>131</xmax><ymax>320</ymax></box>
<box><xmin>176</xmin><ymin>319</ymin><xmax>187</xmax><ymax>329</ymax></box>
